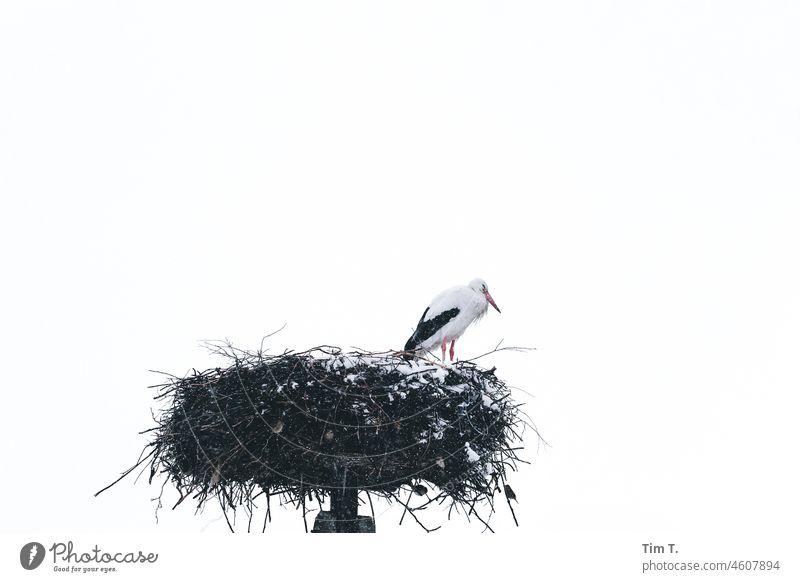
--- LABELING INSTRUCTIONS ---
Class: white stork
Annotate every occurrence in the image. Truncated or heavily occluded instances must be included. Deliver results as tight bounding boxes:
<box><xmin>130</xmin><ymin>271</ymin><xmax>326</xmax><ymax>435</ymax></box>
<box><xmin>404</xmin><ymin>278</ymin><xmax>501</xmax><ymax>362</ymax></box>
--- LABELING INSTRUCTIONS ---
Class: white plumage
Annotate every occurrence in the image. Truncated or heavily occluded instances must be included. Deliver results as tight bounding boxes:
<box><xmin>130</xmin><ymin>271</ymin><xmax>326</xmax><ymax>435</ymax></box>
<box><xmin>404</xmin><ymin>278</ymin><xmax>501</xmax><ymax>361</ymax></box>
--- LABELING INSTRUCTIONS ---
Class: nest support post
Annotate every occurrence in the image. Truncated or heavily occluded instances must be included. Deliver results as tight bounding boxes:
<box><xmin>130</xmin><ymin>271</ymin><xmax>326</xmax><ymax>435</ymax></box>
<box><xmin>312</xmin><ymin>486</ymin><xmax>375</xmax><ymax>533</ymax></box>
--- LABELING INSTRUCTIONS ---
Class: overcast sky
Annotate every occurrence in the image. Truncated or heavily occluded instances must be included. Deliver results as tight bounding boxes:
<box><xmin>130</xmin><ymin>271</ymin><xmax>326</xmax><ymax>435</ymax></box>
<box><xmin>2</xmin><ymin>2</ymin><xmax>799</xmax><ymax>580</ymax></box>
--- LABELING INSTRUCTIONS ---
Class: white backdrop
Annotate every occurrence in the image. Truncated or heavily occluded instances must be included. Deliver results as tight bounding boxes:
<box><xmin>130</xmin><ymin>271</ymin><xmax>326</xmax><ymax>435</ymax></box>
<box><xmin>1</xmin><ymin>2</ymin><xmax>798</xmax><ymax>580</ymax></box>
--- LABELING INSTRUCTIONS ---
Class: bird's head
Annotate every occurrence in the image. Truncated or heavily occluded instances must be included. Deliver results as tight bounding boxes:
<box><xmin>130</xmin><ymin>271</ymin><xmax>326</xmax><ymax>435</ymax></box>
<box><xmin>469</xmin><ymin>278</ymin><xmax>501</xmax><ymax>313</ymax></box>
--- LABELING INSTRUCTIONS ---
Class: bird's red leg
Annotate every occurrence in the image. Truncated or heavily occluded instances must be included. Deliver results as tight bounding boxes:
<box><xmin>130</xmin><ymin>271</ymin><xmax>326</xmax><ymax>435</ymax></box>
<box><xmin>441</xmin><ymin>337</ymin><xmax>447</xmax><ymax>361</ymax></box>
<box><xmin>449</xmin><ymin>339</ymin><xmax>456</xmax><ymax>361</ymax></box>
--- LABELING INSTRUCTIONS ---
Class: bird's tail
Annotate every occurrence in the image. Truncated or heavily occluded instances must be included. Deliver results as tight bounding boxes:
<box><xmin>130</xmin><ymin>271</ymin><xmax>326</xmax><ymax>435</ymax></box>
<box><xmin>401</xmin><ymin>336</ymin><xmax>420</xmax><ymax>360</ymax></box>
<box><xmin>397</xmin><ymin>336</ymin><xmax>419</xmax><ymax>361</ymax></box>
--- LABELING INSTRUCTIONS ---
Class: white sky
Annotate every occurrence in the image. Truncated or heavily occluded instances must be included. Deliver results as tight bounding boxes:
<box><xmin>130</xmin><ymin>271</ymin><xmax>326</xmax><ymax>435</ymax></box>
<box><xmin>1</xmin><ymin>1</ymin><xmax>799</xmax><ymax>580</ymax></box>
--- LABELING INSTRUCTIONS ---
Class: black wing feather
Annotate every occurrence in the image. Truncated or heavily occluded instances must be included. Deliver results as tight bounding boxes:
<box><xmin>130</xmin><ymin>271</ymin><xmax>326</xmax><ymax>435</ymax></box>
<box><xmin>404</xmin><ymin>307</ymin><xmax>460</xmax><ymax>350</ymax></box>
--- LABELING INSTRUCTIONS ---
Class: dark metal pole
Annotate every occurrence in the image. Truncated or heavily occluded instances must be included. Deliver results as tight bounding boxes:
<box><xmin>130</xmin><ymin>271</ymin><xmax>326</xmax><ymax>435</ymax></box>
<box><xmin>311</xmin><ymin>486</ymin><xmax>375</xmax><ymax>532</ymax></box>
<box><xmin>330</xmin><ymin>487</ymin><xmax>359</xmax><ymax>532</ymax></box>
<box><xmin>311</xmin><ymin>464</ymin><xmax>375</xmax><ymax>533</ymax></box>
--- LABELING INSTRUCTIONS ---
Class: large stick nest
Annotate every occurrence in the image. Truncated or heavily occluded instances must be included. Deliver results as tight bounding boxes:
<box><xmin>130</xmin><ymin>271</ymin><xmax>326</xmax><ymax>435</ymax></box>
<box><xmin>100</xmin><ymin>343</ymin><xmax>536</xmax><ymax>531</ymax></box>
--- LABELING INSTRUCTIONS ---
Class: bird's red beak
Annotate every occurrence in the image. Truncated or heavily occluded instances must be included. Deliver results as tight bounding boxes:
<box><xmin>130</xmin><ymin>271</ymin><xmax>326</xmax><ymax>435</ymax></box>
<box><xmin>485</xmin><ymin>291</ymin><xmax>501</xmax><ymax>313</ymax></box>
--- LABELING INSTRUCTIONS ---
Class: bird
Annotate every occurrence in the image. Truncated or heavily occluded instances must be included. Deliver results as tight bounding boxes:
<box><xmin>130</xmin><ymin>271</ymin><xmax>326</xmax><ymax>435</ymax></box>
<box><xmin>404</xmin><ymin>278</ymin><xmax>501</xmax><ymax>362</ymax></box>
